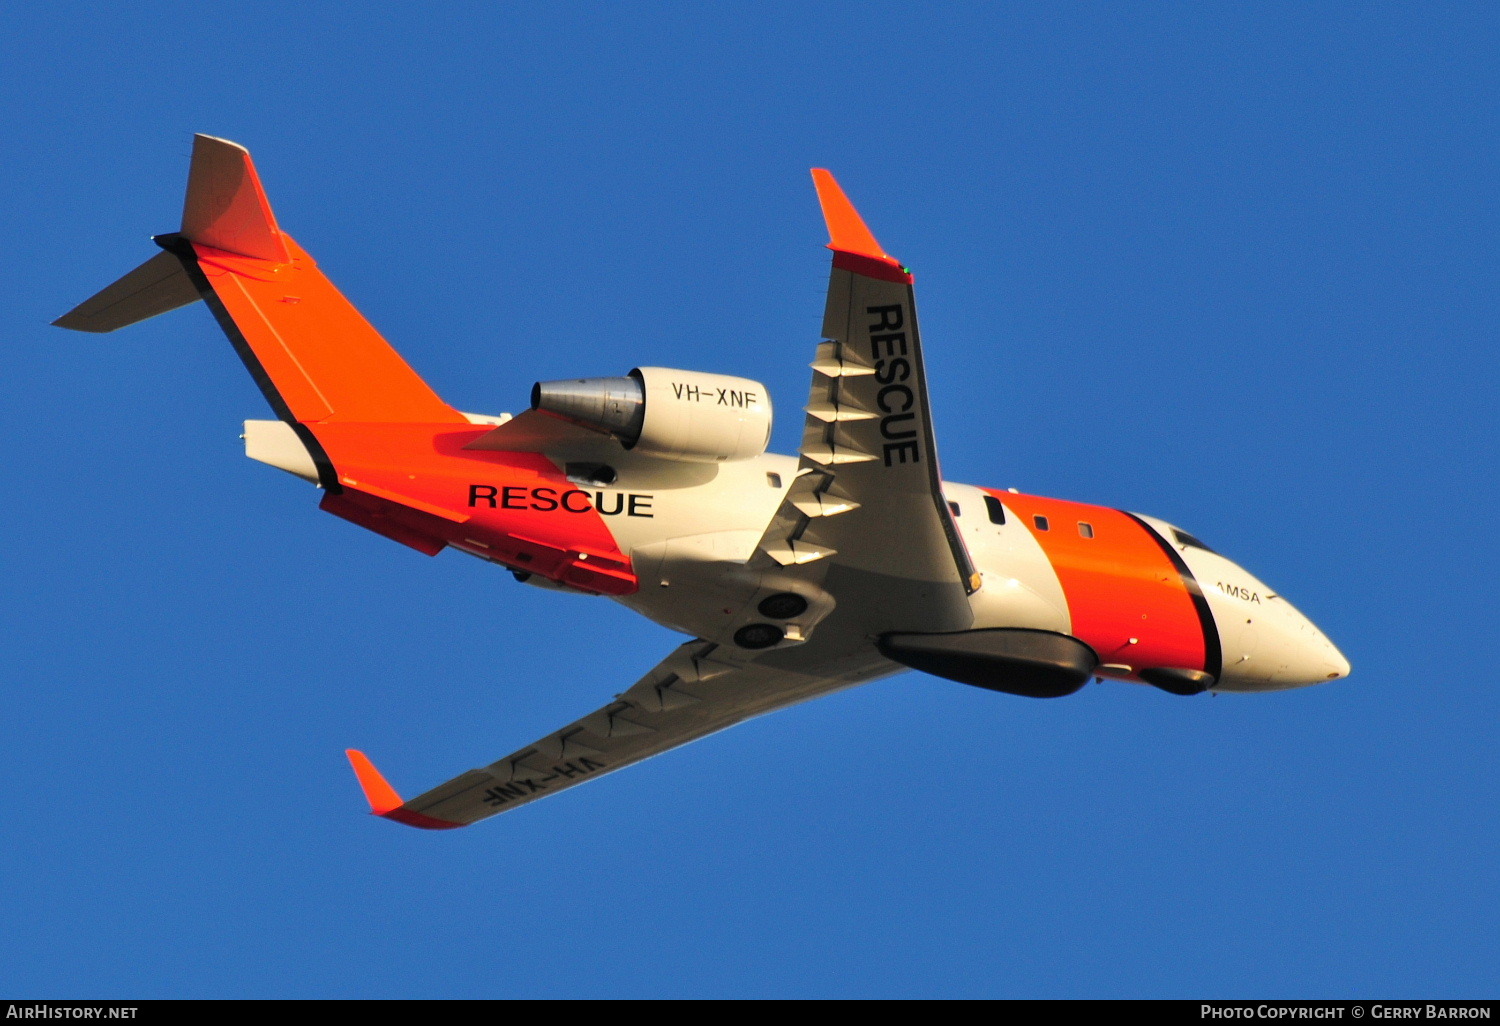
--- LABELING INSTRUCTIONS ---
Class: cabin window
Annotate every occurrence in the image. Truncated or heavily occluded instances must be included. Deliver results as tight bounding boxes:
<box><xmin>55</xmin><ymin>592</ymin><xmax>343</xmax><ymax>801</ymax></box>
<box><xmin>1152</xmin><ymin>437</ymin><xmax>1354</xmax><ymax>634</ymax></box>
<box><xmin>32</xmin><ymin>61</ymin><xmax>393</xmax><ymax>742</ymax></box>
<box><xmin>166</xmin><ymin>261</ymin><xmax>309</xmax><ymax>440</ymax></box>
<box><xmin>766</xmin><ymin>472</ymin><xmax>782</xmax><ymax>489</ymax></box>
<box><xmin>984</xmin><ymin>495</ymin><xmax>1006</xmax><ymax>525</ymax></box>
<box><xmin>1033</xmin><ymin>515</ymin><xmax>1050</xmax><ymax>531</ymax></box>
<box><xmin>947</xmin><ymin>501</ymin><xmax>961</xmax><ymax>517</ymax></box>
<box><xmin>1078</xmin><ymin>522</ymin><xmax>1095</xmax><ymax>539</ymax></box>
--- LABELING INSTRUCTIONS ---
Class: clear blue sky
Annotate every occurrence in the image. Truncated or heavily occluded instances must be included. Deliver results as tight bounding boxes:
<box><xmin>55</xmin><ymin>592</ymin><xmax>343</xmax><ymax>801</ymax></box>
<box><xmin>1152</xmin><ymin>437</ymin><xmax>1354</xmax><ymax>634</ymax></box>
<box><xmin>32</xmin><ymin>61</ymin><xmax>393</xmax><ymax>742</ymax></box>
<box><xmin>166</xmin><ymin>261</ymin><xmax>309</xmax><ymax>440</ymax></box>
<box><xmin>3</xmin><ymin>2</ymin><xmax>1496</xmax><ymax>998</ymax></box>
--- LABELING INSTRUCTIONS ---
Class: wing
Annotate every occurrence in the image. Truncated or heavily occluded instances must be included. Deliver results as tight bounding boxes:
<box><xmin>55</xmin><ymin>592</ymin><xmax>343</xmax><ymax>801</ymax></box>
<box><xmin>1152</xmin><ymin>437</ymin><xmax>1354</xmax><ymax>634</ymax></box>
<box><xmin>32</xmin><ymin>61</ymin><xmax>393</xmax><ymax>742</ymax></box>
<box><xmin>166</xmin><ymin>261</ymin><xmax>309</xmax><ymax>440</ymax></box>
<box><xmin>343</xmin><ymin>172</ymin><xmax>969</xmax><ymax>828</ymax></box>
<box><xmin>717</xmin><ymin>171</ymin><xmax>978</xmax><ymax>651</ymax></box>
<box><xmin>347</xmin><ymin>634</ymin><xmax>894</xmax><ymax>827</ymax></box>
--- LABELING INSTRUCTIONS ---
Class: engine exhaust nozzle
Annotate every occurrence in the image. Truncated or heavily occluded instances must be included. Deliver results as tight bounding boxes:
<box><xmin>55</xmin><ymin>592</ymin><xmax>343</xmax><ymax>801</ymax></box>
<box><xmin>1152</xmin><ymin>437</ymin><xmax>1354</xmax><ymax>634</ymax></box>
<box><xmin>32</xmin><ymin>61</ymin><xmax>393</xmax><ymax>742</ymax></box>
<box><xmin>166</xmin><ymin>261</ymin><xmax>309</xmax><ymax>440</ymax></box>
<box><xmin>531</xmin><ymin>374</ymin><xmax>646</xmax><ymax>442</ymax></box>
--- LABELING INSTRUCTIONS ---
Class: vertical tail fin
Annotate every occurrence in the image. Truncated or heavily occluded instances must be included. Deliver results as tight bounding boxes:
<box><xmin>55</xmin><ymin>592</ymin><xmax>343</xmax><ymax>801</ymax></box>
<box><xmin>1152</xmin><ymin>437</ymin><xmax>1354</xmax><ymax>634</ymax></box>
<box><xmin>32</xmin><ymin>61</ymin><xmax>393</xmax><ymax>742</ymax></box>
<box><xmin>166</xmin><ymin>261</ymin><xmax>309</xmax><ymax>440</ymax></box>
<box><xmin>56</xmin><ymin>134</ymin><xmax>466</xmax><ymax>428</ymax></box>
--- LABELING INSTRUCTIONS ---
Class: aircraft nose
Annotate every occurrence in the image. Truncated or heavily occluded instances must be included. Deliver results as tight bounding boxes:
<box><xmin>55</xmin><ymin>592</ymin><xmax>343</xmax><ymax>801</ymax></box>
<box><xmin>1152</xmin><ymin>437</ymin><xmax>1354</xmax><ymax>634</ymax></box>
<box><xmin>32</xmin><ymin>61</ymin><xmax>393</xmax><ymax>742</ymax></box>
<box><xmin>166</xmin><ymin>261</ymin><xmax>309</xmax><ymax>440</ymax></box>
<box><xmin>1327</xmin><ymin>644</ymin><xmax>1352</xmax><ymax>681</ymax></box>
<box><xmin>1262</xmin><ymin>611</ymin><xmax>1351</xmax><ymax>687</ymax></box>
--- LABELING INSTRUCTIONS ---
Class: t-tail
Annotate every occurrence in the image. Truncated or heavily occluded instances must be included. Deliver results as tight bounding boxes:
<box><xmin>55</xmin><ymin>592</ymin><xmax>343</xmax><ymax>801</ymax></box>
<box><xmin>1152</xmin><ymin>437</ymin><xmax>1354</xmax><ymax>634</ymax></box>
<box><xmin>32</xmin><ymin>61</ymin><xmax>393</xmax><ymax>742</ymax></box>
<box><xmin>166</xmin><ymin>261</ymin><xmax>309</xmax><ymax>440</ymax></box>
<box><xmin>55</xmin><ymin>133</ymin><xmax>471</xmax><ymax>452</ymax></box>
<box><xmin>54</xmin><ymin>135</ymin><xmax>484</xmax><ymax>542</ymax></box>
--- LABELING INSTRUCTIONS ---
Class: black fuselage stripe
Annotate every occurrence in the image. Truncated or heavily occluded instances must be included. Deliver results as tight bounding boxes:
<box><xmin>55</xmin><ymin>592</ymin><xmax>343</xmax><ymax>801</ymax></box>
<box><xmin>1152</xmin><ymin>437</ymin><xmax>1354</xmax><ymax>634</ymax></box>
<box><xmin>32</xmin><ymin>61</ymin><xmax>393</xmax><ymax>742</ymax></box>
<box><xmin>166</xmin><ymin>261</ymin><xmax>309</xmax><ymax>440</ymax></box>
<box><xmin>155</xmin><ymin>234</ymin><xmax>341</xmax><ymax>493</ymax></box>
<box><xmin>1121</xmin><ymin>511</ymin><xmax>1223</xmax><ymax>681</ymax></box>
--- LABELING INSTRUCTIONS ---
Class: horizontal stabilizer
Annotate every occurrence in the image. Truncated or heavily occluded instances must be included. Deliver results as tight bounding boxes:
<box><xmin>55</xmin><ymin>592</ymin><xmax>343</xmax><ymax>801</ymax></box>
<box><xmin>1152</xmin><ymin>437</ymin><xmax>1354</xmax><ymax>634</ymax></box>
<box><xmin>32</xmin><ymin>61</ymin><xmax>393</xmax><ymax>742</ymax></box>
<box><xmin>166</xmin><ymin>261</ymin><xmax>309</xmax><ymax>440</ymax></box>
<box><xmin>243</xmin><ymin>420</ymin><xmax>319</xmax><ymax>483</ymax></box>
<box><xmin>181</xmin><ymin>134</ymin><xmax>290</xmax><ymax>262</ymax></box>
<box><xmin>52</xmin><ymin>251</ymin><xmax>199</xmax><ymax>333</ymax></box>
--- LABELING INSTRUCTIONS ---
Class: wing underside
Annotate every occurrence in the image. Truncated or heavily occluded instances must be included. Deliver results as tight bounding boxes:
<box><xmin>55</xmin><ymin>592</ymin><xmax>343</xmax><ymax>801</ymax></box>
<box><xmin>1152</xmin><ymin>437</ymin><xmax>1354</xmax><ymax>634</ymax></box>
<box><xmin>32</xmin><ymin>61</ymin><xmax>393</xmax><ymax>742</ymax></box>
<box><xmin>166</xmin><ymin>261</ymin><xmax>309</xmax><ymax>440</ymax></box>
<box><xmin>718</xmin><ymin>170</ymin><xmax>978</xmax><ymax>651</ymax></box>
<box><xmin>350</xmin><ymin>636</ymin><xmax>894</xmax><ymax>827</ymax></box>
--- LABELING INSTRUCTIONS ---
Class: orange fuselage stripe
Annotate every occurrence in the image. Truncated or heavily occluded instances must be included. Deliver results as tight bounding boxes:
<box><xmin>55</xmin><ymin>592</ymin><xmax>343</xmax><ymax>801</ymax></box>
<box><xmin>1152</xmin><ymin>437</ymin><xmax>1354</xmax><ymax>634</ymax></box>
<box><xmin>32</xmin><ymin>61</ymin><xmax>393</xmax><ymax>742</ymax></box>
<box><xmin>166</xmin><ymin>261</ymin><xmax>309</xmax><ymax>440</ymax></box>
<box><xmin>987</xmin><ymin>490</ymin><xmax>1208</xmax><ymax>679</ymax></box>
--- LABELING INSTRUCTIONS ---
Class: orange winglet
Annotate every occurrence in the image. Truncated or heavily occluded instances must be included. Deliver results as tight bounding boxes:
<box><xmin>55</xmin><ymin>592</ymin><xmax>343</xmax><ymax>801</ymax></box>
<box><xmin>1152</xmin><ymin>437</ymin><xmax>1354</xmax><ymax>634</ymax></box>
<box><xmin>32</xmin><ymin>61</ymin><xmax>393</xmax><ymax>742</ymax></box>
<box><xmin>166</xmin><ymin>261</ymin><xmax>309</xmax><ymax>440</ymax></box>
<box><xmin>810</xmin><ymin>169</ymin><xmax>912</xmax><ymax>283</ymax></box>
<box><xmin>344</xmin><ymin>749</ymin><xmax>465</xmax><ymax>830</ymax></box>
<box><xmin>346</xmin><ymin>749</ymin><xmax>403</xmax><ymax>814</ymax></box>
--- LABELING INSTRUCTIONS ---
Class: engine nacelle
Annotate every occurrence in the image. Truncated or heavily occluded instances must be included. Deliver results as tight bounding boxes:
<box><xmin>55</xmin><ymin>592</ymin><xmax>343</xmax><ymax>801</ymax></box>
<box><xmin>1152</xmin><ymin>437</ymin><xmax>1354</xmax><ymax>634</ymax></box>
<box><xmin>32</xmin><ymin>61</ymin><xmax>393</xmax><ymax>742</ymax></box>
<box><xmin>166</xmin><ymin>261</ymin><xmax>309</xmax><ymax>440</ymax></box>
<box><xmin>532</xmin><ymin>367</ymin><xmax>772</xmax><ymax>462</ymax></box>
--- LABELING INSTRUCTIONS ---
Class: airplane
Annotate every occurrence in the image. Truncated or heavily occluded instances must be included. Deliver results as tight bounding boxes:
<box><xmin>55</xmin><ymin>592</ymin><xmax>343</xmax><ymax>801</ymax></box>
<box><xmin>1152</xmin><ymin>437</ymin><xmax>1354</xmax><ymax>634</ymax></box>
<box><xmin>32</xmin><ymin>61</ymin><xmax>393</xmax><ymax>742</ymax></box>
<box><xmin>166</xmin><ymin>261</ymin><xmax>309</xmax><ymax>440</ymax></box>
<box><xmin>56</xmin><ymin>135</ymin><xmax>1351</xmax><ymax>830</ymax></box>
